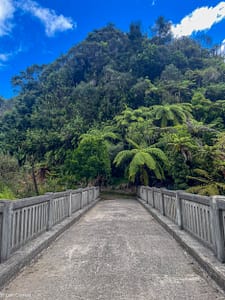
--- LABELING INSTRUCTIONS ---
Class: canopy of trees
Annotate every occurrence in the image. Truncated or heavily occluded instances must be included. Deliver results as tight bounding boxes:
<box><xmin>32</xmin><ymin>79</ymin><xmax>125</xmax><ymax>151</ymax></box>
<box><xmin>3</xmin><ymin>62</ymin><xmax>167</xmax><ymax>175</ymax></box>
<box><xmin>1</xmin><ymin>18</ymin><xmax>225</xmax><ymax>197</ymax></box>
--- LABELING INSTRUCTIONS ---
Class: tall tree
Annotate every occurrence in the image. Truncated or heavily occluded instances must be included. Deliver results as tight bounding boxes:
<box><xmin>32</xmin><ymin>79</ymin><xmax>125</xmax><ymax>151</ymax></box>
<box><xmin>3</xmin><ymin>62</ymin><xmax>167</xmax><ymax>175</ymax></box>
<box><xmin>151</xmin><ymin>16</ymin><xmax>173</xmax><ymax>45</ymax></box>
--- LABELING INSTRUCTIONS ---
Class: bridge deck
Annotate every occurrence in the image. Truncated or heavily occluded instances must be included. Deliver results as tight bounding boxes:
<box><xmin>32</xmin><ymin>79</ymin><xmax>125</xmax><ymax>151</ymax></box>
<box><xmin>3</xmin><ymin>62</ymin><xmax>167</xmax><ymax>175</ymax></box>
<box><xmin>2</xmin><ymin>199</ymin><xmax>225</xmax><ymax>299</ymax></box>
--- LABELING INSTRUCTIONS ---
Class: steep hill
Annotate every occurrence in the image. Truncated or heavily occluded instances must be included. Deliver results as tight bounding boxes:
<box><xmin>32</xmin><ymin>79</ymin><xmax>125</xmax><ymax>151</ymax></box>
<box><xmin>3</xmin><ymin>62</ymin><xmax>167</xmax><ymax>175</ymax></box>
<box><xmin>1</xmin><ymin>22</ymin><xmax>225</xmax><ymax>197</ymax></box>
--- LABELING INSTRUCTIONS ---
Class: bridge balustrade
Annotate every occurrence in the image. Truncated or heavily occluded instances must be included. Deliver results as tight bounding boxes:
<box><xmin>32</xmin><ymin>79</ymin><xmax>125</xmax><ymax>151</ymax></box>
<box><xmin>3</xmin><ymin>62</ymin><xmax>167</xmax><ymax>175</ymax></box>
<box><xmin>0</xmin><ymin>186</ymin><xmax>99</xmax><ymax>263</ymax></box>
<box><xmin>138</xmin><ymin>186</ymin><xmax>225</xmax><ymax>262</ymax></box>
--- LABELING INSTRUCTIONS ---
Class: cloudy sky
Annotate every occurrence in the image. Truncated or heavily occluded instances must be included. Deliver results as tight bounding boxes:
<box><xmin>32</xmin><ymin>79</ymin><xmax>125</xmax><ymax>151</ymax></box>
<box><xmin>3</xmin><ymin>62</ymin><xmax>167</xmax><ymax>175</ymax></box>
<box><xmin>1</xmin><ymin>0</ymin><xmax>225</xmax><ymax>98</ymax></box>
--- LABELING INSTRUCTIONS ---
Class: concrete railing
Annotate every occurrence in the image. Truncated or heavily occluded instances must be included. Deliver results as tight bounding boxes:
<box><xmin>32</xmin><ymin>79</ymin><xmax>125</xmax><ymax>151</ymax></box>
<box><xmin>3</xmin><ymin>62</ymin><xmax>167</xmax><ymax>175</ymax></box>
<box><xmin>0</xmin><ymin>186</ymin><xmax>99</xmax><ymax>263</ymax></box>
<box><xmin>138</xmin><ymin>186</ymin><xmax>225</xmax><ymax>263</ymax></box>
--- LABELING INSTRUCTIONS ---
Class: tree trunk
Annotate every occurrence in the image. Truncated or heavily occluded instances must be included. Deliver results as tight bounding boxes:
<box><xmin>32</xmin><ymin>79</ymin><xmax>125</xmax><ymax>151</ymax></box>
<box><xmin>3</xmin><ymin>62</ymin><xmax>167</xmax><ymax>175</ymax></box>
<box><xmin>31</xmin><ymin>160</ymin><xmax>39</xmax><ymax>195</ymax></box>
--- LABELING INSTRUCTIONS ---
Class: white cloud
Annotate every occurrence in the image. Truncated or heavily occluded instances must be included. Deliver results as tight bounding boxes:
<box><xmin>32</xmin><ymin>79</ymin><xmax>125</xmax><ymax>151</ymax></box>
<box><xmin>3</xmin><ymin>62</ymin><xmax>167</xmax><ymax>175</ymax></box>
<box><xmin>0</xmin><ymin>0</ymin><xmax>15</xmax><ymax>36</ymax></box>
<box><xmin>172</xmin><ymin>2</ymin><xmax>225</xmax><ymax>38</ymax></box>
<box><xmin>0</xmin><ymin>53</ymin><xmax>10</xmax><ymax>61</ymax></box>
<box><xmin>0</xmin><ymin>1</ymin><xmax>74</xmax><ymax>67</ymax></box>
<box><xmin>0</xmin><ymin>0</ymin><xmax>75</xmax><ymax>37</ymax></box>
<box><xmin>0</xmin><ymin>45</ymin><xmax>24</xmax><ymax>67</ymax></box>
<box><xmin>17</xmin><ymin>0</ymin><xmax>75</xmax><ymax>37</ymax></box>
<box><xmin>0</xmin><ymin>52</ymin><xmax>10</xmax><ymax>68</ymax></box>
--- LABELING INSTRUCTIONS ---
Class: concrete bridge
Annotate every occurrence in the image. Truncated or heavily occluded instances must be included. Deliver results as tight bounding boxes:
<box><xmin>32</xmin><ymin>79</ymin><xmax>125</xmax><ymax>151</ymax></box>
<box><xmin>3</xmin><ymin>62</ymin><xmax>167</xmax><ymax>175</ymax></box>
<box><xmin>1</xmin><ymin>187</ymin><xmax>225</xmax><ymax>299</ymax></box>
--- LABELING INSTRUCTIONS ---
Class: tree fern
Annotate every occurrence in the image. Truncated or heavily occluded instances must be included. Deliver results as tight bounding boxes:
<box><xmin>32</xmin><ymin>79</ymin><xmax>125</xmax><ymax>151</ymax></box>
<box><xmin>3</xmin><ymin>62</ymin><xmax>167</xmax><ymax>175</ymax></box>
<box><xmin>113</xmin><ymin>138</ymin><xmax>168</xmax><ymax>184</ymax></box>
<box><xmin>151</xmin><ymin>104</ymin><xmax>193</xmax><ymax>128</ymax></box>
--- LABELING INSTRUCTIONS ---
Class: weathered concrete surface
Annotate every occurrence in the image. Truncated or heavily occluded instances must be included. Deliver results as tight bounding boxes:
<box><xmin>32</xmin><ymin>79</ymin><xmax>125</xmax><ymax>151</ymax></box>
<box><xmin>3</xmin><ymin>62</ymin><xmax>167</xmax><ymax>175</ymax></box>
<box><xmin>1</xmin><ymin>199</ymin><xmax>225</xmax><ymax>299</ymax></box>
<box><xmin>0</xmin><ymin>199</ymin><xmax>99</xmax><ymax>290</ymax></box>
<box><xmin>137</xmin><ymin>197</ymin><xmax>225</xmax><ymax>293</ymax></box>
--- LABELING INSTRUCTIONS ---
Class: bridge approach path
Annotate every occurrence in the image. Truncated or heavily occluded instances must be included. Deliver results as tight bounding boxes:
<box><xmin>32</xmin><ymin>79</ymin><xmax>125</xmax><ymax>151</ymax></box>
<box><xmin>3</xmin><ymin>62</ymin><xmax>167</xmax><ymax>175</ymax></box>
<box><xmin>1</xmin><ymin>198</ymin><xmax>225</xmax><ymax>299</ymax></box>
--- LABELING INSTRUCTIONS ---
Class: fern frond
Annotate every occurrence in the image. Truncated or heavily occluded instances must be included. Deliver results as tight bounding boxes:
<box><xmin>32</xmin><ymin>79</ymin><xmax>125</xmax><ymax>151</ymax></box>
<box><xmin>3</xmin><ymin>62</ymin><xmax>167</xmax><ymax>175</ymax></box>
<box><xmin>145</xmin><ymin>147</ymin><xmax>169</xmax><ymax>165</ymax></box>
<box><xmin>140</xmin><ymin>152</ymin><xmax>157</xmax><ymax>170</ymax></box>
<box><xmin>126</xmin><ymin>138</ymin><xmax>140</xmax><ymax>149</ymax></box>
<box><xmin>193</xmin><ymin>168</ymin><xmax>211</xmax><ymax>179</ymax></box>
<box><xmin>154</xmin><ymin>161</ymin><xmax>165</xmax><ymax>180</ymax></box>
<box><xmin>128</xmin><ymin>153</ymin><xmax>145</xmax><ymax>182</ymax></box>
<box><xmin>113</xmin><ymin>150</ymin><xmax>134</xmax><ymax>166</ymax></box>
<box><xmin>186</xmin><ymin>176</ymin><xmax>209</xmax><ymax>184</ymax></box>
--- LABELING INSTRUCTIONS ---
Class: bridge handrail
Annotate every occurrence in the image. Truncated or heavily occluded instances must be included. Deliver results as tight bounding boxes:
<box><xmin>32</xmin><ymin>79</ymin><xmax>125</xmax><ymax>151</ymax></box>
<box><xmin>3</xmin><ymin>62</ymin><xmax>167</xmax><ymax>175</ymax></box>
<box><xmin>0</xmin><ymin>186</ymin><xmax>100</xmax><ymax>263</ymax></box>
<box><xmin>138</xmin><ymin>186</ymin><xmax>225</xmax><ymax>263</ymax></box>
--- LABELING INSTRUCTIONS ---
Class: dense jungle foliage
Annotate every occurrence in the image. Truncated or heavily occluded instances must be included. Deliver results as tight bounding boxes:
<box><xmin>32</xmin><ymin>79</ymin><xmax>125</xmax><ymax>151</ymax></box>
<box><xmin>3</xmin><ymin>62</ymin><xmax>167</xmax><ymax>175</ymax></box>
<box><xmin>1</xmin><ymin>18</ymin><xmax>225</xmax><ymax>198</ymax></box>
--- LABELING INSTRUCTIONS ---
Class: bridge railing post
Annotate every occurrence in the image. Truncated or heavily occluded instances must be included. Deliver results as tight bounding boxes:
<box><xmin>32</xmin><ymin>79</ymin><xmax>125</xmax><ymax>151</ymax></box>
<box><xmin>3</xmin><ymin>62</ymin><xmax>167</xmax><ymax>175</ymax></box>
<box><xmin>81</xmin><ymin>189</ymin><xmax>84</xmax><ymax>209</ymax></box>
<box><xmin>146</xmin><ymin>187</ymin><xmax>149</xmax><ymax>204</ymax></box>
<box><xmin>142</xmin><ymin>186</ymin><xmax>147</xmax><ymax>202</ymax></box>
<box><xmin>46</xmin><ymin>193</ymin><xmax>54</xmax><ymax>231</ymax></box>
<box><xmin>160</xmin><ymin>189</ymin><xmax>165</xmax><ymax>216</ymax></box>
<box><xmin>89</xmin><ymin>188</ymin><xmax>92</xmax><ymax>203</ymax></box>
<box><xmin>175</xmin><ymin>191</ymin><xmax>183</xmax><ymax>229</ymax></box>
<box><xmin>1</xmin><ymin>201</ymin><xmax>13</xmax><ymax>262</ymax></box>
<box><xmin>148</xmin><ymin>187</ymin><xmax>153</xmax><ymax>207</ymax></box>
<box><xmin>78</xmin><ymin>189</ymin><xmax>82</xmax><ymax>209</ymax></box>
<box><xmin>67</xmin><ymin>190</ymin><xmax>72</xmax><ymax>217</ymax></box>
<box><xmin>86</xmin><ymin>188</ymin><xmax>89</xmax><ymax>205</ymax></box>
<box><xmin>95</xmin><ymin>187</ymin><xmax>98</xmax><ymax>200</ymax></box>
<box><xmin>94</xmin><ymin>187</ymin><xmax>98</xmax><ymax>200</ymax></box>
<box><xmin>210</xmin><ymin>196</ymin><xmax>225</xmax><ymax>262</ymax></box>
<box><xmin>152</xmin><ymin>188</ymin><xmax>155</xmax><ymax>208</ymax></box>
<box><xmin>141</xmin><ymin>186</ymin><xmax>145</xmax><ymax>200</ymax></box>
<box><xmin>90</xmin><ymin>187</ymin><xmax>94</xmax><ymax>202</ymax></box>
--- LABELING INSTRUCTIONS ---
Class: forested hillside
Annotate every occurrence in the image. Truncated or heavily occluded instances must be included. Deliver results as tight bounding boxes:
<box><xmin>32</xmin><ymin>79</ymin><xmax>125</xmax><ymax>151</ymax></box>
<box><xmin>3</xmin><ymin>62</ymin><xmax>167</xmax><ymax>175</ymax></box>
<box><xmin>1</xmin><ymin>19</ymin><xmax>225</xmax><ymax>198</ymax></box>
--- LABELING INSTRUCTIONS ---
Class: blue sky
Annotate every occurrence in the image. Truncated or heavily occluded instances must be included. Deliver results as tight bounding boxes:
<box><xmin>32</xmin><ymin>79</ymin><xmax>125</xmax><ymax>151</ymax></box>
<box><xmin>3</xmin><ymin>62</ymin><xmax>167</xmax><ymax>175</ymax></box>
<box><xmin>1</xmin><ymin>0</ymin><xmax>225</xmax><ymax>99</ymax></box>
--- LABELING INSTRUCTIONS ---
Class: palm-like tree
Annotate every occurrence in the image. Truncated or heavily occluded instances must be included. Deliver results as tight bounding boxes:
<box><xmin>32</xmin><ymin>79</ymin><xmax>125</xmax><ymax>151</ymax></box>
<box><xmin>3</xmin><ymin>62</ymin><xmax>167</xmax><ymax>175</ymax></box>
<box><xmin>187</xmin><ymin>168</ymin><xmax>225</xmax><ymax>196</ymax></box>
<box><xmin>114</xmin><ymin>106</ymin><xmax>152</xmax><ymax>137</ymax></box>
<box><xmin>150</xmin><ymin>103</ymin><xmax>192</xmax><ymax>127</ymax></box>
<box><xmin>113</xmin><ymin>139</ymin><xmax>168</xmax><ymax>185</ymax></box>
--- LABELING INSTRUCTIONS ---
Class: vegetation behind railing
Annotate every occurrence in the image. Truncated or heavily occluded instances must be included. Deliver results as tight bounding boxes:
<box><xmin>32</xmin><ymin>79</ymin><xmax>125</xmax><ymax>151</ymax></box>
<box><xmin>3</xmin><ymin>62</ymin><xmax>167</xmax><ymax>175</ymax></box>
<box><xmin>0</xmin><ymin>186</ymin><xmax>99</xmax><ymax>263</ymax></box>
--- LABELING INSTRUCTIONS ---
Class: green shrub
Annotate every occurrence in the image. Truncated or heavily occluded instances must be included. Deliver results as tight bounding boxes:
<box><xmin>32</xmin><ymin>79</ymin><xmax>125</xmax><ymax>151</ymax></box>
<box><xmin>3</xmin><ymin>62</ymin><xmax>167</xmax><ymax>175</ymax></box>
<box><xmin>0</xmin><ymin>185</ymin><xmax>15</xmax><ymax>200</ymax></box>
